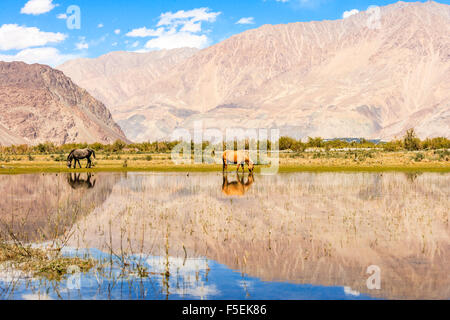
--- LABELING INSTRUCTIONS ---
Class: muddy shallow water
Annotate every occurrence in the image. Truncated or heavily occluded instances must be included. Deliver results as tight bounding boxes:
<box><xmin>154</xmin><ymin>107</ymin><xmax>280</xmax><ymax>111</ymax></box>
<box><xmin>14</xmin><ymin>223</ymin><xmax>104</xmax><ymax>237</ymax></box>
<box><xmin>0</xmin><ymin>171</ymin><xmax>449</xmax><ymax>300</ymax></box>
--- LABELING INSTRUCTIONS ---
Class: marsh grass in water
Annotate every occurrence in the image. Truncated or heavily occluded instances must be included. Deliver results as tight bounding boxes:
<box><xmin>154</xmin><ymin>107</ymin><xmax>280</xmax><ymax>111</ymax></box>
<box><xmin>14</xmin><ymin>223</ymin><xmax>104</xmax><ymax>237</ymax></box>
<box><xmin>0</xmin><ymin>243</ymin><xmax>95</xmax><ymax>281</ymax></box>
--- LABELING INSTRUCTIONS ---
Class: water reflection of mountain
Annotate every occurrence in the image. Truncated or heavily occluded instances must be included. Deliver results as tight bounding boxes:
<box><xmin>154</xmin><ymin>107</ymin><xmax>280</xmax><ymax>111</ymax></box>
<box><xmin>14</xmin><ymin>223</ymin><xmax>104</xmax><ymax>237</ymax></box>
<box><xmin>0</xmin><ymin>173</ymin><xmax>122</xmax><ymax>242</ymax></box>
<box><xmin>66</xmin><ymin>172</ymin><xmax>450</xmax><ymax>300</ymax></box>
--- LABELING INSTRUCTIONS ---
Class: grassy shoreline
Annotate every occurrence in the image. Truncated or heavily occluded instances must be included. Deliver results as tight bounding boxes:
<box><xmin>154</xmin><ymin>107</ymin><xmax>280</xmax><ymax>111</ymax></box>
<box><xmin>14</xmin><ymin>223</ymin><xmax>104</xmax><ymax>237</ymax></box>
<box><xmin>0</xmin><ymin>151</ymin><xmax>449</xmax><ymax>174</ymax></box>
<box><xmin>1</xmin><ymin>164</ymin><xmax>449</xmax><ymax>175</ymax></box>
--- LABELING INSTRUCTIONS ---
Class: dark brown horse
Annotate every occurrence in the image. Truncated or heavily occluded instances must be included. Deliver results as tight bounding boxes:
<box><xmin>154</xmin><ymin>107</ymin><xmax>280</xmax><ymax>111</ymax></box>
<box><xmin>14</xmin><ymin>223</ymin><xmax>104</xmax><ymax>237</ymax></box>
<box><xmin>67</xmin><ymin>173</ymin><xmax>96</xmax><ymax>189</ymax></box>
<box><xmin>67</xmin><ymin>148</ymin><xmax>96</xmax><ymax>168</ymax></box>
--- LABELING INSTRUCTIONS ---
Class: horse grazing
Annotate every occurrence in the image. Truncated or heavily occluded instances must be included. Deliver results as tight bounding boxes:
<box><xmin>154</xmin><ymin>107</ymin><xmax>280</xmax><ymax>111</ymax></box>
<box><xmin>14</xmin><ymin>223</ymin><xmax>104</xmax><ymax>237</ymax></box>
<box><xmin>222</xmin><ymin>172</ymin><xmax>254</xmax><ymax>196</ymax></box>
<box><xmin>67</xmin><ymin>148</ymin><xmax>96</xmax><ymax>169</ymax></box>
<box><xmin>223</xmin><ymin>150</ymin><xmax>255</xmax><ymax>173</ymax></box>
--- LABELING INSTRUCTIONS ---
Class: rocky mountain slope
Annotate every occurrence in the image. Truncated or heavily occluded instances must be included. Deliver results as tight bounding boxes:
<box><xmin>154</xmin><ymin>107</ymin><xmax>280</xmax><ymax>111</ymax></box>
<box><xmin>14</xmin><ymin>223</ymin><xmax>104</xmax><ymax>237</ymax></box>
<box><xmin>0</xmin><ymin>61</ymin><xmax>128</xmax><ymax>145</ymax></box>
<box><xmin>59</xmin><ymin>1</ymin><xmax>450</xmax><ymax>142</ymax></box>
<box><xmin>58</xmin><ymin>48</ymin><xmax>198</xmax><ymax>113</ymax></box>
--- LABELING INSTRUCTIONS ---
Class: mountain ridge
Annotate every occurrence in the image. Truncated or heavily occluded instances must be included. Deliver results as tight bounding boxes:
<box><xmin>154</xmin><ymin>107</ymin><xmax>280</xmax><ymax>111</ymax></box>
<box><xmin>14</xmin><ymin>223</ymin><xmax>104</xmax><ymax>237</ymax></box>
<box><xmin>0</xmin><ymin>61</ymin><xmax>129</xmax><ymax>146</ymax></box>
<box><xmin>58</xmin><ymin>1</ymin><xmax>450</xmax><ymax>142</ymax></box>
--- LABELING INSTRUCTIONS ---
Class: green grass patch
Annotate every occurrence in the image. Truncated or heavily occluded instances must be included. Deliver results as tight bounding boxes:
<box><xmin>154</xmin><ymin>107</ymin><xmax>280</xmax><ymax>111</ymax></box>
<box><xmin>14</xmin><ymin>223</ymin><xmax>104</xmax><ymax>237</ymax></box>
<box><xmin>1</xmin><ymin>162</ymin><xmax>449</xmax><ymax>175</ymax></box>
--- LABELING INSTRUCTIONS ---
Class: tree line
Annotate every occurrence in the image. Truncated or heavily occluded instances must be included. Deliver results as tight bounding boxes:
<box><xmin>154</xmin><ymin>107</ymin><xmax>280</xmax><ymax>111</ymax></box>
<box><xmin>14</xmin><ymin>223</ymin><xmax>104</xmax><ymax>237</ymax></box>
<box><xmin>0</xmin><ymin>129</ymin><xmax>448</xmax><ymax>155</ymax></box>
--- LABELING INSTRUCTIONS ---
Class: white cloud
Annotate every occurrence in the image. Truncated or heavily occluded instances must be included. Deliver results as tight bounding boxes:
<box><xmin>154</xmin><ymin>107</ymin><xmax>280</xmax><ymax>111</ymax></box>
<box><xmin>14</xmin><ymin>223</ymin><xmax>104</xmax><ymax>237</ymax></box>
<box><xmin>145</xmin><ymin>32</ymin><xmax>209</xmax><ymax>50</ymax></box>
<box><xmin>22</xmin><ymin>294</ymin><xmax>53</xmax><ymax>300</ymax></box>
<box><xmin>75</xmin><ymin>37</ymin><xmax>89</xmax><ymax>50</ymax></box>
<box><xmin>131</xmin><ymin>41</ymin><xmax>139</xmax><ymax>48</ymax></box>
<box><xmin>126</xmin><ymin>27</ymin><xmax>164</xmax><ymax>37</ymax></box>
<box><xmin>343</xmin><ymin>9</ymin><xmax>360</xmax><ymax>19</ymax></box>
<box><xmin>0</xmin><ymin>47</ymin><xmax>78</xmax><ymax>67</ymax></box>
<box><xmin>236</xmin><ymin>17</ymin><xmax>255</xmax><ymax>25</ymax></box>
<box><xmin>126</xmin><ymin>7</ymin><xmax>220</xmax><ymax>50</ymax></box>
<box><xmin>57</xmin><ymin>13</ymin><xmax>67</xmax><ymax>20</ymax></box>
<box><xmin>0</xmin><ymin>24</ymin><xmax>66</xmax><ymax>51</ymax></box>
<box><xmin>344</xmin><ymin>286</ymin><xmax>361</xmax><ymax>296</ymax></box>
<box><xmin>76</xmin><ymin>43</ymin><xmax>88</xmax><ymax>50</ymax></box>
<box><xmin>275</xmin><ymin>0</ymin><xmax>324</xmax><ymax>8</ymax></box>
<box><xmin>157</xmin><ymin>7</ymin><xmax>220</xmax><ymax>27</ymax></box>
<box><xmin>98</xmin><ymin>23</ymin><xmax>104</xmax><ymax>28</ymax></box>
<box><xmin>21</xmin><ymin>0</ymin><xmax>57</xmax><ymax>15</ymax></box>
<box><xmin>114</xmin><ymin>29</ymin><xmax>121</xmax><ymax>35</ymax></box>
<box><xmin>180</xmin><ymin>21</ymin><xmax>202</xmax><ymax>33</ymax></box>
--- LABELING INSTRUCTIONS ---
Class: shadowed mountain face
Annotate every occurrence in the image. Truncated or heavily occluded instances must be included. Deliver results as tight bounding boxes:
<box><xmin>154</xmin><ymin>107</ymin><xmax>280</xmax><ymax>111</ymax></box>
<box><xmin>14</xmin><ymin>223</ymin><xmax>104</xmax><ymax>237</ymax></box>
<box><xmin>58</xmin><ymin>1</ymin><xmax>450</xmax><ymax>142</ymax></box>
<box><xmin>0</xmin><ymin>62</ymin><xmax>129</xmax><ymax>146</ymax></box>
<box><xmin>64</xmin><ymin>172</ymin><xmax>449</xmax><ymax>300</ymax></box>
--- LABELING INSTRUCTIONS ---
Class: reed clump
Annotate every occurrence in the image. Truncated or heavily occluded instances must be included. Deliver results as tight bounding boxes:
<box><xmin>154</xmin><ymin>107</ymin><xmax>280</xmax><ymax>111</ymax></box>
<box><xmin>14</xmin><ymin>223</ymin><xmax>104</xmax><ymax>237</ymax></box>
<box><xmin>0</xmin><ymin>242</ymin><xmax>95</xmax><ymax>281</ymax></box>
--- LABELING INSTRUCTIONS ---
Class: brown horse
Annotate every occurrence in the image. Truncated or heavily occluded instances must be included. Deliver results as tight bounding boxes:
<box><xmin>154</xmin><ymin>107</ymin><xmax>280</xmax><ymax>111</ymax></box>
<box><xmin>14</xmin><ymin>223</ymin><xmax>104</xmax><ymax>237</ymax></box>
<box><xmin>222</xmin><ymin>150</ymin><xmax>255</xmax><ymax>173</ymax></box>
<box><xmin>222</xmin><ymin>172</ymin><xmax>254</xmax><ymax>196</ymax></box>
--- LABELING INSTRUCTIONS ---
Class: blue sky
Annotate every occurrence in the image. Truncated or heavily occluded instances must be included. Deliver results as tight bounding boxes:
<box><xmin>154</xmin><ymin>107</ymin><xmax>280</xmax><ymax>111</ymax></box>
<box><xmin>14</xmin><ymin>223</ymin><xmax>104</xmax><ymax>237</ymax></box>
<box><xmin>0</xmin><ymin>0</ymin><xmax>448</xmax><ymax>66</ymax></box>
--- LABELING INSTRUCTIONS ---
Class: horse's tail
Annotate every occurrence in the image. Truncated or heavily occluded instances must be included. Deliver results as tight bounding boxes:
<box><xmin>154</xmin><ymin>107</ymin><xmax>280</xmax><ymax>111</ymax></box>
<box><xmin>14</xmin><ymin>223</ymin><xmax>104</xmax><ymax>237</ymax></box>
<box><xmin>90</xmin><ymin>149</ymin><xmax>96</xmax><ymax>159</ymax></box>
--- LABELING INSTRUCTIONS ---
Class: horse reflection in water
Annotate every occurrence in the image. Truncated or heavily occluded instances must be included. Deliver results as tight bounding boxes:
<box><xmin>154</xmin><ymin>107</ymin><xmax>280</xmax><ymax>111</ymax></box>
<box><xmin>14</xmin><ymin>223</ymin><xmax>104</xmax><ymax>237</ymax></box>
<box><xmin>67</xmin><ymin>173</ymin><xmax>96</xmax><ymax>190</ymax></box>
<box><xmin>222</xmin><ymin>172</ymin><xmax>254</xmax><ymax>196</ymax></box>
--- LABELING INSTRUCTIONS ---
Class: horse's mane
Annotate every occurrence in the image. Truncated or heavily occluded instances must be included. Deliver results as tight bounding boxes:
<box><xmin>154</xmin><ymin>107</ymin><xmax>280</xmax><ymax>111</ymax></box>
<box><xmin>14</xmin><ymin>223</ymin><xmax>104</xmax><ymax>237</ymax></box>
<box><xmin>67</xmin><ymin>149</ymin><xmax>76</xmax><ymax>160</ymax></box>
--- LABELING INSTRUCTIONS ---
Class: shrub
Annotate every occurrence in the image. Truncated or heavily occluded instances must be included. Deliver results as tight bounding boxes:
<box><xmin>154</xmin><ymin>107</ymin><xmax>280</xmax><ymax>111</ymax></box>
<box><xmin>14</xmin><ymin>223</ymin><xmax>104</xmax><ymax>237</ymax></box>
<box><xmin>112</xmin><ymin>140</ymin><xmax>127</xmax><ymax>152</ymax></box>
<box><xmin>414</xmin><ymin>153</ymin><xmax>425</xmax><ymax>162</ymax></box>
<box><xmin>434</xmin><ymin>150</ymin><xmax>450</xmax><ymax>161</ymax></box>
<box><xmin>382</xmin><ymin>140</ymin><xmax>403</xmax><ymax>152</ymax></box>
<box><xmin>307</xmin><ymin>137</ymin><xmax>324</xmax><ymax>148</ymax></box>
<box><xmin>54</xmin><ymin>154</ymin><xmax>65</xmax><ymax>162</ymax></box>
<box><xmin>404</xmin><ymin>129</ymin><xmax>421</xmax><ymax>151</ymax></box>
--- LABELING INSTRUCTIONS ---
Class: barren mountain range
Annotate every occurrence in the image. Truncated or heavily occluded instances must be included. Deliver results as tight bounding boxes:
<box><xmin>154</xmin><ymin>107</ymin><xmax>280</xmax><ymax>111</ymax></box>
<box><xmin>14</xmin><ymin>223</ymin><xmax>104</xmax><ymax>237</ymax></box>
<box><xmin>59</xmin><ymin>1</ymin><xmax>450</xmax><ymax>142</ymax></box>
<box><xmin>0</xmin><ymin>61</ymin><xmax>128</xmax><ymax>145</ymax></box>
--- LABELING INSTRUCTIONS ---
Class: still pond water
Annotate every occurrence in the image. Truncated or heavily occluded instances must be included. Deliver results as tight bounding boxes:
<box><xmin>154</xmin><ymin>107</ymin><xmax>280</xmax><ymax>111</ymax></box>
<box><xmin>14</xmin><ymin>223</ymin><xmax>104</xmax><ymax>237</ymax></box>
<box><xmin>0</xmin><ymin>171</ymin><xmax>449</xmax><ymax>300</ymax></box>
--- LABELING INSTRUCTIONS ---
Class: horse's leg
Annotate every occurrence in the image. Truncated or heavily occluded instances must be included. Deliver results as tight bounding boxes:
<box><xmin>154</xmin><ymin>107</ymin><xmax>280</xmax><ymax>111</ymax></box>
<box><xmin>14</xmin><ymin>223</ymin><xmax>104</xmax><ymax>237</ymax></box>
<box><xmin>77</xmin><ymin>159</ymin><xmax>81</xmax><ymax>168</ymax></box>
<box><xmin>222</xmin><ymin>172</ymin><xmax>227</xmax><ymax>189</ymax></box>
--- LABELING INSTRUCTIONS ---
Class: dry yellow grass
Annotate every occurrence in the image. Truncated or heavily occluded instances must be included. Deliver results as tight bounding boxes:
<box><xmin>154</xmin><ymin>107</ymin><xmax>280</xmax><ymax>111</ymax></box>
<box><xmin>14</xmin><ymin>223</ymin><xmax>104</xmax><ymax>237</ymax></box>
<box><xmin>0</xmin><ymin>150</ymin><xmax>448</xmax><ymax>174</ymax></box>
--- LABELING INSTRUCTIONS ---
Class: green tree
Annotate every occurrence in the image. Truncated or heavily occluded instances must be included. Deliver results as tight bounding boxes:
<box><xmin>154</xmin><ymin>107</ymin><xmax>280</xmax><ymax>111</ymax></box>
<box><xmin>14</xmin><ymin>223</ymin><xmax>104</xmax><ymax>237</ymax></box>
<box><xmin>279</xmin><ymin>137</ymin><xmax>296</xmax><ymax>150</ymax></box>
<box><xmin>404</xmin><ymin>129</ymin><xmax>421</xmax><ymax>151</ymax></box>
<box><xmin>112</xmin><ymin>139</ymin><xmax>127</xmax><ymax>152</ymax></box>
<box><xmin>307</xmin><ymin>137</ymin><xmax>324</xmax><ymax>148</ymax></box>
